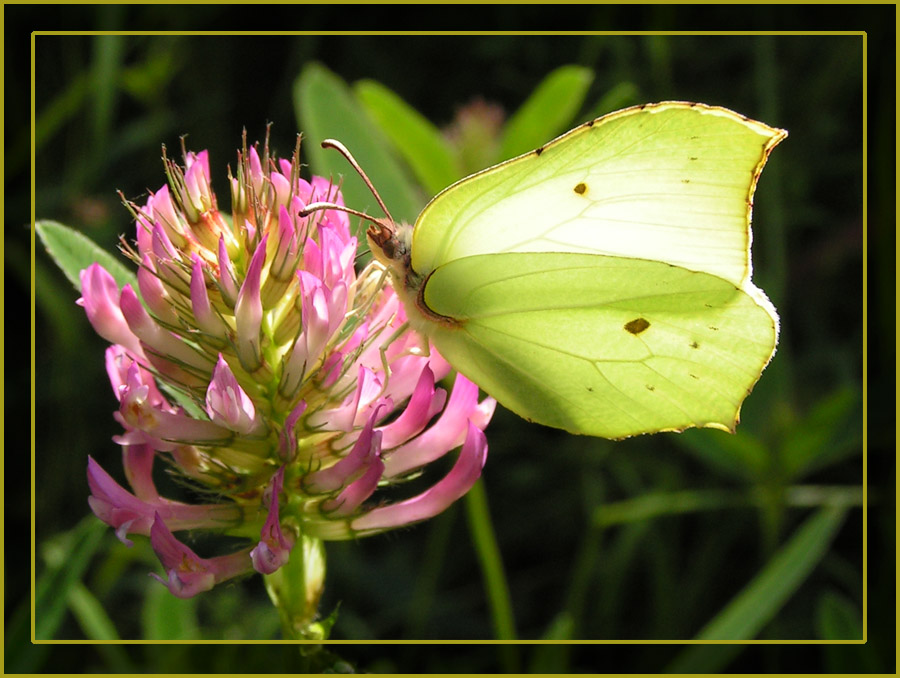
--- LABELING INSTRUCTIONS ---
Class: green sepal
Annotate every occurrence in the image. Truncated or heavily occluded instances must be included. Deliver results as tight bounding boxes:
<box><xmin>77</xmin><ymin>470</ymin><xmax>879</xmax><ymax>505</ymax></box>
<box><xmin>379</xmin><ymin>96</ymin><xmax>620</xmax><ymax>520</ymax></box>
<box><xmin>262</xmin><ymin>534</ymin><xmax>328</xmax><ymax>640</ymax></box>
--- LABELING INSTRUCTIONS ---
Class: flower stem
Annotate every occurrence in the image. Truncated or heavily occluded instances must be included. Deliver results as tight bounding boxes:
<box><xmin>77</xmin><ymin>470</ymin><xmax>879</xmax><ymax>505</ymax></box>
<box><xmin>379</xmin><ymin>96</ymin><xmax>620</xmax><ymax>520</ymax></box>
<box><xmin>262</xmin><ymin>534</ymin><xmax>327</xmax><ymax>640</ymax></box>
<box><xmin>463</xmin><ymin>479</ymin><xmax>519</xmax><ymax>669</ymax></box>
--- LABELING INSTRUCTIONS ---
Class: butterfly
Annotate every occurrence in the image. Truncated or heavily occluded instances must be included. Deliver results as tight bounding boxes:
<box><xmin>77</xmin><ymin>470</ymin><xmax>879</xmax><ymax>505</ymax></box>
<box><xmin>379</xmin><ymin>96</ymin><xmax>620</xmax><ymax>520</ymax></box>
<box><xmin>308</xmin><ymin>101</ymin><xmax>786</xmax><ymax>439</ymax></box>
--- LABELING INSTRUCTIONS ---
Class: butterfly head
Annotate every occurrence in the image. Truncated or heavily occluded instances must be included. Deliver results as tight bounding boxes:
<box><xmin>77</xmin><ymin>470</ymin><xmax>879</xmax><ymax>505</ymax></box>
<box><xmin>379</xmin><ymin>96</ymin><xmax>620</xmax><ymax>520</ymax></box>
<box><xmin>366</xmin><ymin>220</ymin><xmax>412</xmax><ymax>270</ymax></box>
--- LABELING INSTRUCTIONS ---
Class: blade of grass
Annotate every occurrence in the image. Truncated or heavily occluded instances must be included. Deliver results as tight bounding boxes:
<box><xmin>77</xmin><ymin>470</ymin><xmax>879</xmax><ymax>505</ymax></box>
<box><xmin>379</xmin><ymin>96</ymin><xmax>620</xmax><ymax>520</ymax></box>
<box><xmin>816</xmin><ymin>590</ymin><xmax>881</xmax><ymax>673</ymax></box>
<box><xmin>354</xmin><ymin>79</ymin><xmax>462</xmax><ymax>195</ymax></box>
<box><xmin>594</xmin><ymin>485</ymin><xmax>862</xmax><ymax>528</ymax></box>
<box><xmin>816</xmin><ymin>589</ymin><xmax>863</xmax><ymax>640</ymax></box>
<box><xmin>141</xmin><ymin>580</ymin><xmax>200</xmax><ymax>640</ymax></box>
<box><xmin>403</xmin><ymin>504</ymin><xmax>457</xmax><ymax>639</ymax></box>
<box><xmin>598</xmin><ymin>520</ymin><xmax>651</xmax><ymax>637</ymax></box>
<box><xmin>35</xmin><ymin>517</ymin><xmax>108</xmax><ymax>640</ymax></box>
<box><xmin>594</xmin><ymin>488</ymin><xmax>743</xmax><ymax>528</ymax></box>
<box><xmin>667</xmin><ymin>505</ymin><xmax>848</xmax><ymax>672</ymax></box>
<box><xmin>529</xmin><ymin>522</ymin><xmax>602</xmax><ymax>671</ymax></box>
<box><xmin>67</xmin><ymin>583</ymin><xmax>138</xmax><ymax>671</ymax></box>
<box><xmin>67</xmin><ymin>581</ymin><xmax>122</xmax><ymax>640</ymax></box>
<box><xmin>752</xmin><ymin>34</ymin><xmax>793</xmax><ymax>416</ymax></box>
<box><xmin>89</xmin><ymin>34</ymin><xmax>124</xmax><ymax>157</ymax></box>
<box><xmin>34</xmin><ymin>71</ymin><xmax>89</xmax><ymax>153</ymax></box>
<box><xmin>5</xmin><ymin>600</ymin><xmax>50</xmax><ymax>672</ymax></box>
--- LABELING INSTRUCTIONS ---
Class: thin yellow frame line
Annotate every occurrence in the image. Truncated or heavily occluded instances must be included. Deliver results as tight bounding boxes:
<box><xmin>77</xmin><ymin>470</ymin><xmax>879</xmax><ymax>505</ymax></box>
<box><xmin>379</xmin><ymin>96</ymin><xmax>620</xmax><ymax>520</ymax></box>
<box><xmin>30</xmin><ymin>28</ymin><xmax>37</xmax><ymax>648</ymax></box>
<box><xmin>37</xmin><ymin>638</ymin><xmax>868</xmax><ymax>646</ymax></box>
<box><xmin>28</xmin><ymin>30</ymin><xmax>868</xmax><ymax>648</ymax></box>
<box><xmin>30</xmin><ymin>29</ymin><xmax>867</xmax><ymax>36</ymax></box>
<box><xmin>861</xmin><ymin>30</ymin><xmax>868</xmax><ymax>647</ymax></box>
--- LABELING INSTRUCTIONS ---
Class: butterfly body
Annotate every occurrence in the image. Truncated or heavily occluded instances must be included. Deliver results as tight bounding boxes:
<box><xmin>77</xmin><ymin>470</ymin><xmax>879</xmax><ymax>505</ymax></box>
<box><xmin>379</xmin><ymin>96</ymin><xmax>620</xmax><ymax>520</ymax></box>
<box><xmin>365</xmin><ymin>101</ymin><xmax>786</xmax><ymax>439</ymax></box>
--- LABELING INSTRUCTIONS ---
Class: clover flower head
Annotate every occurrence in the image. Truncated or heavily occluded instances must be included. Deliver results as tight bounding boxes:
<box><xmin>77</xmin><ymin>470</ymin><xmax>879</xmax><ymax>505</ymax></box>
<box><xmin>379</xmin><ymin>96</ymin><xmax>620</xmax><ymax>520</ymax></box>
<box><xmin>80</xmin><ymin>132</ymin><xmax>495</xmax><ymax>599</ymax></box>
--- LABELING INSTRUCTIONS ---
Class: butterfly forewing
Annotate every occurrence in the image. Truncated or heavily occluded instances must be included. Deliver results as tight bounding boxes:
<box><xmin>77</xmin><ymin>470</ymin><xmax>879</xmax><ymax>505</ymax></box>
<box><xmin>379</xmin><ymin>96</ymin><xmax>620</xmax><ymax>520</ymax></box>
<box><xmin>411</xmin><ymin>102</ymin><xmax>786</xmax><ymax>291</ymax></box>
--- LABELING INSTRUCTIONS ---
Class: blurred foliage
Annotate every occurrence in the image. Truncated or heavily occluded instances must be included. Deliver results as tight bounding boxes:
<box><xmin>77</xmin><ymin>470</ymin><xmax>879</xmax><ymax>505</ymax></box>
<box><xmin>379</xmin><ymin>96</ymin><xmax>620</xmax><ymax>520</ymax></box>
<box><xmin>11</xmin><ymin>4</ymin><xmax>891</xmax><ymax>674</ymax></box>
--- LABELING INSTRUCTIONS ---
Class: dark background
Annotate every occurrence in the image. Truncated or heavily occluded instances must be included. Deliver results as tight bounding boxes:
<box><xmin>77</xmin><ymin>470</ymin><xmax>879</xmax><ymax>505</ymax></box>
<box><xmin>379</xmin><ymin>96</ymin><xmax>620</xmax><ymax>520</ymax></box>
<box><xmin>7</xmin><ymin>3</ymin><xmax>893</xmax><ymax>674</ymax></box>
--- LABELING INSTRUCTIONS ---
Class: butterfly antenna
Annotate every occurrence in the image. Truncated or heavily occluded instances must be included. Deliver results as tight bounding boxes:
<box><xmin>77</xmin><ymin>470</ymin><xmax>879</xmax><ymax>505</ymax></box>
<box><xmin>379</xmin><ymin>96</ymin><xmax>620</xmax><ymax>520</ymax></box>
<box><xmin>300</xmin><ymin>201</ymin><xmax>387</xmax><ymax>228</ymax></box>
<box><xmin>320</xmin><ymin>139</ymin><xmax>395</xmax><ymax>225</ymax></box>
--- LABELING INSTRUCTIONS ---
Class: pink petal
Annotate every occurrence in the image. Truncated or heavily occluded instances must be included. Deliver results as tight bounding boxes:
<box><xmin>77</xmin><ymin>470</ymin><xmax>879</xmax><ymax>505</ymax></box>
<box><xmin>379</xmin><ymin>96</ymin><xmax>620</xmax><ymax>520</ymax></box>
<box><xmin>149</xmin><ymin>512</ymin><xmax>253</xmax><ymax>599</ymax></box>
<box><xmin>352</xmin><ymin>421</ymin><xmax>488</xmax><ymax>533</ymax></box>
<box><xmin>250</xmin><ymin>467</ymin><xmax>294</xmax><ymax>574</ymax></box>
<box><xmin>378</xmin><ymin>365</ymin><xmax>447</xmax><ymax>449</ymax></box>
<box><xmin>190</xmin><ymin>254</ymin><xmax>227</xmax><ymax>337</ymax></box>
<box><xmin>119</xmin><ymin>285</ymin><xmax>210</xmax><ymax>373</ymax></box>
<box><xmin>77</xmin><ymin>264</ymin><xmax>144</xmax><ymax>358</ymax></box>
<box><xmin>320</xmin><ymin>441</ymin><xmax>384</xmax><ymax>517</ymax></box>
<box><xmin>137</xmin><ymin>255</ymin><xmax>178</xmax><ymax>325</ymax></box>
<box><xmin>234</xmin><ymin>234</ymin><xmax>267</xmax><ymax>370</ymax></box>
<box><xmin>122</xmin><ymin>443</ymin><xmax>159</xmax><ymax>501</ymax></box>
<box><xmin>216</xmin><ymin>236</ymin><xmax>239</xmax><ymax>305</ymax></box>
<box><xmin>205</xmin><ymin>354</ymin><xmax>261</xmax><ymax>435</ymax></box>
<box><xmin>303</xmin><ymin>408</ymin><xmax>383</xmax><ymax>494</ymax></box>
<box><xmin>278</xmin><ymin>400</ymin><xmax>308</xmax><ymax>461</ymax></box>
<box><xmin>382</xmin><ymin>373</ymin><xmax>490</xmax><ymax>477</ymax></box>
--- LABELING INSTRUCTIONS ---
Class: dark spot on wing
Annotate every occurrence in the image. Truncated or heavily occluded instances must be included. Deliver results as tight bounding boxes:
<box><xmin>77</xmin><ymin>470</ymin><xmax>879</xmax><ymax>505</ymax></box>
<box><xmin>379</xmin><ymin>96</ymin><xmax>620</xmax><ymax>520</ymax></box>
<box><xmin>689</xmin><ymin>156</ymin><xmax>698</xmax><ymax>161</ymax></box>
<box><xmin>624</xmin><ymin>318</ymin><xmax>650</xmax><ymax>335</ymax></box>
<box><xmin>645</xmin><ymin>384</ymin><xmax>655</xmax><ymax>392</ymax></box>
<box><xmin>535</xmin><ymin>146</ymin><xmax>544</xmax><ymax>157</ymax></box>
<box><xmin>690</xmin><ymin>341</ymin><xmax>699</xmax><ymax>349</ymax></box>
<box><xmin>574</xmin><ymin>182</ymin><xmax>587</xmax><ymax>195</ymax></box>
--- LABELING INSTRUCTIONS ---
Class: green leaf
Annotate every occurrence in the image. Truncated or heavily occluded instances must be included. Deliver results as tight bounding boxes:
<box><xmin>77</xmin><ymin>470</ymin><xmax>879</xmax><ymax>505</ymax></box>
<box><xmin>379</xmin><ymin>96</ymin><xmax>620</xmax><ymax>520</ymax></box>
<box><xmin>781</xmin><ymin>386</ymin><xmax>861</xmax><ymax>479</ymax></box>
<box><xmin>585</xmin><ymin>81</ymin><xmax>641</xmax><ymax>119</ymax></box>
<box><xmin>35</xmin><ymin>517</ymin><xmax>108</xmax><ymax>640</ymax></box>
<box><xmin>354</xmin><ymin>79</ymin><xmax>462</xmax><ymax>195</ymax></box>
<box><xmin>675</xmin><ymin>427</ymin><xmax>770</xmax><ymax>481</ymax></box>
<box><xmin>293</xmin><ymin>63</ymin><xmax>423</xmax><ymax>230</ymax></box>
<box><xmin>667</xmin><ymin>505</ymin><xmax>848</xmax><ymax>672</ymax></box>
<box><xmin>499</xmin><ymin>64</ymin><xmax>594</xmax><ymax>159</ymax></box>
<box><xmin>141</xmin><ymin>581</ymin><xmax>200</xmax><ymax>640</ymax></box>
<box><xmin>36</xmin><ymin>219</ymin><xmax>136</xmax><ymax>292</ymax></box>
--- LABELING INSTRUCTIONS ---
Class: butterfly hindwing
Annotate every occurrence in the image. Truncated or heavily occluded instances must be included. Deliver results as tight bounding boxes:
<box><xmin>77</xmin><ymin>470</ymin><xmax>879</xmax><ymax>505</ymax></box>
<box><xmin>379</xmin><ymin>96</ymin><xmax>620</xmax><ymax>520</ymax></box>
<box><xmin>422</xmin><ymin>252</ymin><xmax>777</xmax><ymax>438</ymax></box>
